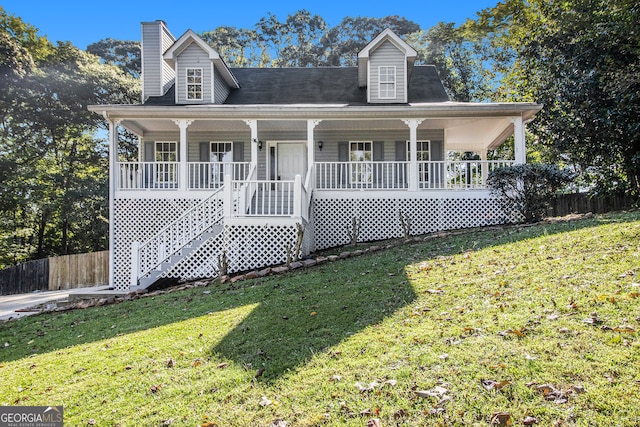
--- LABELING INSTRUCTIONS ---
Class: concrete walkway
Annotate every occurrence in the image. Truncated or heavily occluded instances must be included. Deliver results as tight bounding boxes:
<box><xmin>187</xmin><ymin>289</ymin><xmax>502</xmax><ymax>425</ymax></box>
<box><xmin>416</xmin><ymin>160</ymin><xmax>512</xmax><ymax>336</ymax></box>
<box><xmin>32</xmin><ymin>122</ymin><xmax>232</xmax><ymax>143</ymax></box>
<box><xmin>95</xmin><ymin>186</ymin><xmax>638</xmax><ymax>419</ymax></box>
<box><xmin>0</xmin><ymin>286</ymin><xmax>121</xmax><ymax>321</ymax></box>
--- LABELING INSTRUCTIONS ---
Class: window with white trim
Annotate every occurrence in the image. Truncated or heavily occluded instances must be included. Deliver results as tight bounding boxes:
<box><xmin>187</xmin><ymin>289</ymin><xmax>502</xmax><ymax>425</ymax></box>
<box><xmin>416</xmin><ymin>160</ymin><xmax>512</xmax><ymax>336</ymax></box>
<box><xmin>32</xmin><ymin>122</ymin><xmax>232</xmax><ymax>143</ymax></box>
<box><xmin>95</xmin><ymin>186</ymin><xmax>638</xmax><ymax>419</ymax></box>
<box><xmin>210</xmin><ymin>142</ymin><xmax>233</xmax><ymax>183</ymax></box>
<box><xmin>350</xmin><ymin>141</ymin><xmax>372</xmax><ymax>184</ymax></box>
<box><xmin>407</xmin><ymin>140</ymin><xmax>431</xmax><ymax>187</ymax></box>
<box><xmin>379</xmin><ymin>66</ymin><xmax>396</xmax><ymax>99</ymax></box>
<box><xmin>186</xmin><ymin>68</ymin><xmax>203</xmax><ymax>100</ymax></box>
<box><xmin>210</xmin><ymin>142</ymin><xmax>232</xmax><ymax>163</ymax></box>
<box><xmin>156</xmin><ymin>141</ymin><xmax>177</xmax><ymax>162</ymax></box>
<box><xmin>155</xmin><ymin>141</ymin><xmax>178</xmax><ymax>186</ymax></box>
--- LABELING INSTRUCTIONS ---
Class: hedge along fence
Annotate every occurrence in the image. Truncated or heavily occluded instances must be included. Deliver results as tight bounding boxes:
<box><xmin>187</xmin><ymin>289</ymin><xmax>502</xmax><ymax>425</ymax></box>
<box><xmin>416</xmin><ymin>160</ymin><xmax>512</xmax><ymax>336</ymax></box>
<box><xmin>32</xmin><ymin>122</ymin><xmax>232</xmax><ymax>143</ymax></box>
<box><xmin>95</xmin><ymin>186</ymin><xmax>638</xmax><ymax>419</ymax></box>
<box><xmin>0</xmin><ymin>251</ymin><xmax>109</xmax><ymax>296</ymax></box>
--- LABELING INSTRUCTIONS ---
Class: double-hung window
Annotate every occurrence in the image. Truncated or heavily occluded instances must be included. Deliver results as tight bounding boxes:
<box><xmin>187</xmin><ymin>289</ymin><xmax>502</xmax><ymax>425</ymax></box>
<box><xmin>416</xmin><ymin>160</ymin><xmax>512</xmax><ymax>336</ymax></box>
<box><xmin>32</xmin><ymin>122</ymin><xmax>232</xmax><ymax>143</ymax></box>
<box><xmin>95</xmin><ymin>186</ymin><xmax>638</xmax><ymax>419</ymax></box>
<box><xmin>407</xmin><ymin>141</ymin><xmax>431</xmax><ymax>187</ymax></box>
<box><xmin>349</xmin><ymin>141</ymin><xmax>373</xmax><ymax>185</ymax></box>
<box><xmin>186</xmin><ymin>68</ymin><xmax>203</xmax><ymax>100</ymax></box>
<box><xmin>155</xmin><ymin>141</ymin><xmax>178</xmax><ymax>187</ymax></box>
<box><xmin>210</xmin><ymin>142</ymin><xmax>233</xmax><ymax>184</ymax></box>
<box><xmin>379</xmin><ymin>66</ymin><xmax>396</xmax><ymax>99</ymax></box>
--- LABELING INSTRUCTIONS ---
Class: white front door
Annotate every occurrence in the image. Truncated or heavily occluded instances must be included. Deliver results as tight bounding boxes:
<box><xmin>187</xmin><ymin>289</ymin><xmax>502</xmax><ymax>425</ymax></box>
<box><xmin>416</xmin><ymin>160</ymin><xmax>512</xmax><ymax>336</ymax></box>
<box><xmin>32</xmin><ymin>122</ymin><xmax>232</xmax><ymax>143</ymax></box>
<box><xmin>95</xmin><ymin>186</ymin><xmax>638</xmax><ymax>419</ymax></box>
<box><xmin>269</xmin><ymin>142</ymin><xmax>305</xmax><ymax>180</ymax></box>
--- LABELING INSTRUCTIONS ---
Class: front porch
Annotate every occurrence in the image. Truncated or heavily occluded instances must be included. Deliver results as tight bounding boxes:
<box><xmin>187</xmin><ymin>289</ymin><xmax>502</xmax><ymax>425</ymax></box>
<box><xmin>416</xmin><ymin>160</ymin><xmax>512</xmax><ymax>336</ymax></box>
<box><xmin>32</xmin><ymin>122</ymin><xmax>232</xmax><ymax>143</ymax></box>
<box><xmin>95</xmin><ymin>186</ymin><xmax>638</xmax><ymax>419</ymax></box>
<box><xmin>96</xmin><ymin>105</ymin><xmax>539</xmax><ymax>291</ymax></box>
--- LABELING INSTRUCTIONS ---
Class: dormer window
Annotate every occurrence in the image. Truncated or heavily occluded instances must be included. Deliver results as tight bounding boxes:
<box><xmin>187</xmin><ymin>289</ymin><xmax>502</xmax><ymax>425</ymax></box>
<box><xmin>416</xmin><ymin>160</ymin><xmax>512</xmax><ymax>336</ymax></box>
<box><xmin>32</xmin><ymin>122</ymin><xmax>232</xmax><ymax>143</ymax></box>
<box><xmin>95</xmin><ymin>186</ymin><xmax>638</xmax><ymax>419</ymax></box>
<box><xmin>379</xmin><ymin>66</ymin><xmax>396</xmax><ymax>99</ymax></box>
<box><xmin>186</xmin><ymin>68</ymin><xmax>203</xmax><ymax>100</ymax></box>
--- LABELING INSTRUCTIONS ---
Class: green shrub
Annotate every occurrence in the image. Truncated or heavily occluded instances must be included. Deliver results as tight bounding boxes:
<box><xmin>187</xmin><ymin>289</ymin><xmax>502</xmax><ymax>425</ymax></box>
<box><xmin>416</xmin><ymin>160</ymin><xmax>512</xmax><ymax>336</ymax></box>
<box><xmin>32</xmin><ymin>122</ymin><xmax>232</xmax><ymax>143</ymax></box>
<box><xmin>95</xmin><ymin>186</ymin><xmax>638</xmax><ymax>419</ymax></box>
<box><xmin>488</xmin><ymin>163</ymin><xmax>574</xmax><ymax>223</ymax></box>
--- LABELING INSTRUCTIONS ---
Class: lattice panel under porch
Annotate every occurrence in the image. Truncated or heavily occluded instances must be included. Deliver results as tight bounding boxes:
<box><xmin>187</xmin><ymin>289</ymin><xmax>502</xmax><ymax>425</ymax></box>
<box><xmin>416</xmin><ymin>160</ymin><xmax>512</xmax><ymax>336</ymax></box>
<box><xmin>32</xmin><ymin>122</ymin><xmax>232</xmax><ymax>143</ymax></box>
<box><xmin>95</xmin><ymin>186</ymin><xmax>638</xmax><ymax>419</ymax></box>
<box><xmin>161</xmin><ymin>232</ymin><xmax>226</xmax><ymax>281</ymax></box>
<box><xmin>224</xmin><ymin>224</ymin><xmax>300</xmax><ymax>273</ymax></box>
<box><xmin>312</xmin><ymin>196</ymin><xmax>511</xmax><ymax>251</ymax></box>
<box><xmin>113</xmin><ymin>198</ymin><xmax>205</xmax><ymax>291</ymax></box>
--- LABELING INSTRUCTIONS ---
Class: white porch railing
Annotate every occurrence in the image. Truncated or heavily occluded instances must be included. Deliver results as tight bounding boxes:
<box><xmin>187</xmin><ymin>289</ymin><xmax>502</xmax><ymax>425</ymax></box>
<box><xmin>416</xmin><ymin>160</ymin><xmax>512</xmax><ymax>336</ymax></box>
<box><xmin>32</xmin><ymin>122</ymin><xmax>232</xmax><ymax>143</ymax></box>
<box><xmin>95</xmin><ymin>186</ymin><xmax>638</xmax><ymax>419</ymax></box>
<box><xmin>315</xmin><ymin>161</ymin><xmax>410</xmax><ymax>190</ymax></box>
<box><xmin>118</xmin><ymin>160</ymin><xmax>515</xmax><ymax>192</ymax></box>
<box><xmin>117</xmin><ymin>162</ymin><xmax>250</xmax><ymax>190</ymax></box>
<box><xmin>188</xmin><ymin>162</ymin><xmax>251</xmax><ymax>189</ymax></box>
<box><xmin>315</xmin><ymin>160</ymin><xmax>514</xmax><ymax>190</ymax></box>
<box><xmin>230</xmin><ymin>179</ymin><xmax>298</xmax><ymax>217</ymax></box>
<box><xmin>118</xmin><ymin>162</ymin><xmax>180</xmax><ymax>189</ymax></box>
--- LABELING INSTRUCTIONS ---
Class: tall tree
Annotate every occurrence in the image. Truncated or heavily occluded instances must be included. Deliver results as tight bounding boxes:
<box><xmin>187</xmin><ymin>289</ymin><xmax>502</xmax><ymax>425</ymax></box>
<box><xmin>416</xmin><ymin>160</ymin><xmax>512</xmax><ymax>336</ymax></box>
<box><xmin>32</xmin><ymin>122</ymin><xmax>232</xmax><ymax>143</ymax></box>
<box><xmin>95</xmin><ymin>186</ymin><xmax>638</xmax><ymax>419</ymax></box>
<box><xmin>319</xmin><ymin>16</ymin><xmax>420</xmax><ymax>66</ymax></box>
<box><xmin>86</xmin><ymin>38</ymin><xmax>141</xmax><ymax>78</ymax></box>
<box><xmin>474</xmin><ymin>0</ymin><xmax>640</xmax><ymax>196</ymax></box>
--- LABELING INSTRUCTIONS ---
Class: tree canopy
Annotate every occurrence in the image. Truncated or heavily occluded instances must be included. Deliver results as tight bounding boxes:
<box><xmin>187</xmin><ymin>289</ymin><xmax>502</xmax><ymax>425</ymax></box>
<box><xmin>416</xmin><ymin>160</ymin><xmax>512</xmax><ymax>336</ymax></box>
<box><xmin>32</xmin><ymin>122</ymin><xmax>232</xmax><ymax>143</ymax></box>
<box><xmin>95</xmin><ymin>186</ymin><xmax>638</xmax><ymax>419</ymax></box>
<box><xmin>1</xmin><ymin>4</ymin><xmax>638</xmax><ymax>266</ymax></box>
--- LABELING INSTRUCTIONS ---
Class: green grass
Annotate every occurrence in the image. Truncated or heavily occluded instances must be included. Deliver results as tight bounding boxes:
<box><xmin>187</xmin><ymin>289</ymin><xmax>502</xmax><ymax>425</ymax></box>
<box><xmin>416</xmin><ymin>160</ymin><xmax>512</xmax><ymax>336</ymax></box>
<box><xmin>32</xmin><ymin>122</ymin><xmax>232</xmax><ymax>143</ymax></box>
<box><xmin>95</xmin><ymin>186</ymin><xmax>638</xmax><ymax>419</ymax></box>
<box><xmin>1</xmin><ymin>211</ymin><xmax>639</xmax><ymax>426</ymax></box>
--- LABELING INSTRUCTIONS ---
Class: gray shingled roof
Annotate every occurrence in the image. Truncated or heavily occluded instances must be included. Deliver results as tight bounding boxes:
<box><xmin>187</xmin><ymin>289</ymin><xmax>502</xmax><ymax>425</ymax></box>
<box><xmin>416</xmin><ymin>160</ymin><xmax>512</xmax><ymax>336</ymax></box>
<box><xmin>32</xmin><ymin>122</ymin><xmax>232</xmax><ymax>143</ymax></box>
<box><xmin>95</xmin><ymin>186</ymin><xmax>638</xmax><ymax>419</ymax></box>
<box><xmin>144</xmin><ymin>65</ymin><xmax>449</xmax><ymax>106</ymax></box>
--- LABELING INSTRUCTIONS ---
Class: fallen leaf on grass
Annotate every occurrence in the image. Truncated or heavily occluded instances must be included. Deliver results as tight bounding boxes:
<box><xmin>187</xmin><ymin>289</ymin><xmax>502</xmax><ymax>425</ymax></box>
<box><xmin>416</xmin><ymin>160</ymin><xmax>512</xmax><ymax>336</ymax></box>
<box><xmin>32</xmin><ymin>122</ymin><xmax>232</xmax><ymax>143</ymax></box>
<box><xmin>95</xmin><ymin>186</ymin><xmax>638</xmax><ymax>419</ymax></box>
<box><xmin>490</xmin><ymin>412</ymin><xmax>511</xmax><ymax>426</ymax></box>
<box><xmin>530</xmin><ymin>383</ymin><xmax>584</xmax><ymax>404</ymax></box>
<box><xmin>330</xmin><ymin>374</ymin><xmax>342</xmax><ymax>382</ymax></box>
<box><xmin>355</xmin><ymin>381</ymin><xmax>379</xmax><ymax>392</ymax></box>
<box><xmin>498</xmin><ymin>328</ymin><xmax>527</xmax><ymax>338</ymax></box>
<box><xmin>414</xmin><ymin>385</ymin><xmax>449</xmax><ymax>398</ymax></box>
<box><xmin>166</xmin><ymin>359</ymin><xmax>175</xmax><ymax>368</ymax></box>
<box><xmin>613</xmin><ymin>325</ymin><xmax>636</xmax><ymax>333</ymax></box>
<box><xmin>150</xmin><ymin>384</ymin><xmax>162</xmax><ymax>393</ymax></box>
<box><xmin>582</xmin><ymin>312</ymin><xmax>603</xmax><ymax>325</ymax></box>
<box><xmin>383</xmin><ymin>379</ymin><xmax>397</xmax><ymax>387</ymax></box>
<box><xmin>200</xmin><ymin>422</ymin><xmax>218</xmax><ymax>427</ymax></box>
<box><xmin>191</xmin><ymin>358</ymin><xmax>206</xmax><ymax>367</ymax></box>
<box><xmin>268</xmin><ymin>419</ymin><xmax>287</xmax><ymax>427</ymax></box>
<box><xmin>426</xmin><ymin>289</ymin><xmax>445</xmax><ymax>294</ymax></box>
<box><xmin>216</xmin><ymin>362</ymin><xmax>229</xmax><ymax>369</ymax></box>
<box><xmin>481</xmin><ymin>379</ymin><xmax>511</xmax><ymax>391</ymax></box>
<box><xmin>523</xmin><ymin>416</ymin><xmax>538</xmax><ymax>425</ymax></box>
<box><xmin>259</xmin><ymin>396</ymin><xmax>272</xmax><ymax>407</ymax></box>
<box><xmin>366</xmin><ymin>419</ymin><xmax>381</xmax><ymax>427</ymax></box>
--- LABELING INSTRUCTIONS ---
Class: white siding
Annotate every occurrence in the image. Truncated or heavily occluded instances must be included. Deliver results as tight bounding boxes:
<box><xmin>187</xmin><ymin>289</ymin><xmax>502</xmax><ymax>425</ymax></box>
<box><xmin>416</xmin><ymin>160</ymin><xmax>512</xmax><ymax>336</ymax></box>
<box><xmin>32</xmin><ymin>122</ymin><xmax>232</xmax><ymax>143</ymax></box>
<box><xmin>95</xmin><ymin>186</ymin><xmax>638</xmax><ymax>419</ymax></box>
<box><xmin>141</xmin><ymin>21</ymin><xmax>175</xmax><ymax>102</ymax></box>
<box><xmin>141</xmin><ymin>23</ymin><xmax>162</xmax><ymax>101</ymax></box>
<box><xmin>176</xmin><ymin>44</ymin><xmax>213</xmax><ymax>104</ymax></box>
<box><xmin>369</xmin><ymin>41</ymin><xmax>407</xmax><ymax>103</ymax></box>
<box><xmin>214</xmin><ymin>70</ymin><xmax>231</xmax><ymax>104</ymax></box>
<box><xmin>161</xmin><ymin>26</ymin><xmax>176</xmax><ymax>95</ymax></box>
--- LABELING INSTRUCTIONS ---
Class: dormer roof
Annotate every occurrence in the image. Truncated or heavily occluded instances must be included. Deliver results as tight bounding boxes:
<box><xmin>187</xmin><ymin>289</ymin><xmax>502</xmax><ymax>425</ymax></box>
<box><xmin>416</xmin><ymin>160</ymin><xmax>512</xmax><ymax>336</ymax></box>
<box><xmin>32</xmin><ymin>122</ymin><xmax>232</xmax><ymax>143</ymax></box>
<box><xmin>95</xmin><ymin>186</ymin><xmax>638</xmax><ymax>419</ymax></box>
<box><xmin>163</xmin><ymin>29</ymin><xmax>240</xmax><ymax>88</ymax></box>
<box><xmin>357</xmin><ymin>28</ymin><xmax>418</xmax><ymax>87</ymax></box>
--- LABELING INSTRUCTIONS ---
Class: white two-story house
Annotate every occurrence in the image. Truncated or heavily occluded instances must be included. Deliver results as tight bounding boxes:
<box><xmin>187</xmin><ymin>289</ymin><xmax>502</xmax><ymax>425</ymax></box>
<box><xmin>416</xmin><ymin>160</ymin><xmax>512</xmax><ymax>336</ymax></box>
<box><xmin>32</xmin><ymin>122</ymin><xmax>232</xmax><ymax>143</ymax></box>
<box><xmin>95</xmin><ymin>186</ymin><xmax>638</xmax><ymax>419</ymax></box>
<box><xmin>89</xmin><ymin>21</ymin><xmax>541</xmax><ymax>291</ymax></box>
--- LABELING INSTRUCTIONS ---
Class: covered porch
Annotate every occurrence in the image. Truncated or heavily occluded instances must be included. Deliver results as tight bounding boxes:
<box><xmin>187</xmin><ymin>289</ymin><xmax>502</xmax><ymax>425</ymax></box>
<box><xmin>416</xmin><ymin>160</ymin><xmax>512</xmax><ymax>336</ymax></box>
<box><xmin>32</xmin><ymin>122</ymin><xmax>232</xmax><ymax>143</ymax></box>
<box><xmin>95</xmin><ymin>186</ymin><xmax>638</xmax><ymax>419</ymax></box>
<box><xmin>105</xmin><ymin>104</ymin><xmax>535</xmax><ymax>199</ymax></box>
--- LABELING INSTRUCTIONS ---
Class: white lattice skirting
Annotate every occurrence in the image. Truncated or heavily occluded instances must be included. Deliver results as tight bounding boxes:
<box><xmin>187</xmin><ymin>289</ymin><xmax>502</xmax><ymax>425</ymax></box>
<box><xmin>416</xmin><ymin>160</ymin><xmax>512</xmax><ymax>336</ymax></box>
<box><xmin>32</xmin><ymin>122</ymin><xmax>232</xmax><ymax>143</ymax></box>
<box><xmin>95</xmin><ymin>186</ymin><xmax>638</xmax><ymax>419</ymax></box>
<box><xmin>113</xmin><ymin>192</ymin><xmax>512</xmax><ymax>291</ymax></box>
<box><xmin>114</xmin><ymin>198</ymin><xmax>311</xmax><ymax>291</ymax></box>
<box><xmin>312</xmin><ymin>192</ymin><xmax>513</xmax><ymax>250</ymax></box>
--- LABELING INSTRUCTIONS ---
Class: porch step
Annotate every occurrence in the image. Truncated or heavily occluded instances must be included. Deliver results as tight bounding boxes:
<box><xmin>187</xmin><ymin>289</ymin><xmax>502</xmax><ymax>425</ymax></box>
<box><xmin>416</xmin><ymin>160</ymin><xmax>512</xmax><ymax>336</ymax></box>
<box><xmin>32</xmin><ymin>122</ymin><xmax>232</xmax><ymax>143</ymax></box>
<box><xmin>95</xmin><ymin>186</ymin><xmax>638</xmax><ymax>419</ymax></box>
<box><xmin>137</xmin><ymin>225</ymin><xmax>223</xmax><ymax>290</ymax></box>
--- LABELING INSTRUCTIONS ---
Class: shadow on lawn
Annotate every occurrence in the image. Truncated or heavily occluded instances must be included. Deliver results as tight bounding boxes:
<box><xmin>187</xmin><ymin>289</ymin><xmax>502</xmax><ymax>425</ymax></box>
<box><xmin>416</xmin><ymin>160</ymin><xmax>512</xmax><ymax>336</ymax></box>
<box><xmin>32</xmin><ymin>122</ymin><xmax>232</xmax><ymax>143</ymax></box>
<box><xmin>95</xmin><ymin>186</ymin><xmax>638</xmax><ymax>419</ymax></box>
<box><xmin>211</xmin><ymin>262</ymin><xmax>417</xmax><ymax>381</ymax></box>
<box><xmin>0</xmin><ymin>212</ymin><xmax>634</xmax><ymax>366</ymax></box>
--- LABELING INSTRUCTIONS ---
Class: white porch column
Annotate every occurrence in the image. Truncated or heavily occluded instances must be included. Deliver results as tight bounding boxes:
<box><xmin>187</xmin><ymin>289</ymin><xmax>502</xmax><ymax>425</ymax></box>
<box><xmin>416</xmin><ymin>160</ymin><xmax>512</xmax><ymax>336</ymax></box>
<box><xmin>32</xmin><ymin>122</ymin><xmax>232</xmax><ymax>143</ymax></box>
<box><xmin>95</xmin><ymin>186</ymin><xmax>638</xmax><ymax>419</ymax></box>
<box><xmin>106</xmin><ymin>117</ymin><xmax>120</xmax><ymax>288</ymax></box>
<box><xmin>173</xmin><ymin>119</ymin><xmax>193</xmax><ymax>190</ymax></box>
<box><xmin>243</xmin><ymin>119</ymin><xmax>258</xmax><ymax>168</ymax></box>
<box><xmin>307</xmin><ymin>120</ymin><xmax>321</xmax><ymax>186</ymax></box>
<box><xmin>402</xmin><ymin>118</ymin><xmax>424</xmax><ymax>191</ymax></box>
<box><xmin>512</xmin><ymin>116</ymin><xmax>526</xmax><ymax>164</ymax></box>
<box><xmin>479</xmin><ymin>148</ymin><xmax>488</xmax><ymax>187</ymax></box>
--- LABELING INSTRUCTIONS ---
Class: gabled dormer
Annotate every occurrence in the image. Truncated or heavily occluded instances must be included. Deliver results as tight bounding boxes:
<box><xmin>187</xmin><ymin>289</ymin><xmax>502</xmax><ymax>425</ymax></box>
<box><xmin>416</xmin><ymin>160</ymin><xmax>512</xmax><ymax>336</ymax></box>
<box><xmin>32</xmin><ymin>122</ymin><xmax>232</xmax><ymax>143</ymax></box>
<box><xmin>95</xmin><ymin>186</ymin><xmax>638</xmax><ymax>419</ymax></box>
<box><xmin>162</xmin><ymin>30</ymin><xmax>240</xmax><ymax>104</ymax></box>
<box><xmin>357</xmin><ymin>29</ymin><xmax>418</xmax><ymax>104</ymax></box>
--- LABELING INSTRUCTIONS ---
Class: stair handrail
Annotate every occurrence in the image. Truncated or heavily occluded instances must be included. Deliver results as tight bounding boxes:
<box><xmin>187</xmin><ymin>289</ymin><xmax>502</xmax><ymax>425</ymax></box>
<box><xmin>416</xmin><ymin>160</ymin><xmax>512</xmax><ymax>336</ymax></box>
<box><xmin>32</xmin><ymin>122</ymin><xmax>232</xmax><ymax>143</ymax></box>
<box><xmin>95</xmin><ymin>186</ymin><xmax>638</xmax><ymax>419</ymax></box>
<box><xmin>137</xmin><ymin>187</ymin><xmax>225</xmax><ymax>279</ymax></box>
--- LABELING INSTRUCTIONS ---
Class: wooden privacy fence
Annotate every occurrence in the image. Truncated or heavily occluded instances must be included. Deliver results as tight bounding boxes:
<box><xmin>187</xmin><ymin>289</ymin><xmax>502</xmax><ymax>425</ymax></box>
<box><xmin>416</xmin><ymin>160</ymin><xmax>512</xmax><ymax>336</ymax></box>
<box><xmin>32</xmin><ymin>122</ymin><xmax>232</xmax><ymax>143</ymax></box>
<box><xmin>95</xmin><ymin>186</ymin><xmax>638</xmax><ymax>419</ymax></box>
<box><xmin>0</xmin><ymin>251</ymin><xmax>108</xmax><ymax>296</ymax></box>
<box><xmin>548</xmin><ymin>193</ymin><xmax>637</xmax><ymax>217</ymax></box>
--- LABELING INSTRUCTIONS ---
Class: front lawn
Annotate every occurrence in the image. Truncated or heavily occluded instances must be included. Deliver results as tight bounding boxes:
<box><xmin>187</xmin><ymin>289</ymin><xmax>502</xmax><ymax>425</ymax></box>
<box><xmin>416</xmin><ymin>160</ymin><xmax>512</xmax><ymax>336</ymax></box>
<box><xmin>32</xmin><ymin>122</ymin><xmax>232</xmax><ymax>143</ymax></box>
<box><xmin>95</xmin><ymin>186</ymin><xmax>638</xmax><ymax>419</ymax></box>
<box><xmin>1</xmin><ymin>211</ymin><xmax>638</xmax><ymax>426</ymax></box>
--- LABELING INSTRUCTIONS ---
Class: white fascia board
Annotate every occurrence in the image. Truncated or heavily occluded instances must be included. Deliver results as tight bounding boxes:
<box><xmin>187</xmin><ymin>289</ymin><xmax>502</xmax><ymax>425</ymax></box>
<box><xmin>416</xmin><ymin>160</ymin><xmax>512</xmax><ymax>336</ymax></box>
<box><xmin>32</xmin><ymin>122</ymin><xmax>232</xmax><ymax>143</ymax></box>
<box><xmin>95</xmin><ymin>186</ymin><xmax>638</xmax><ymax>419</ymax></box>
<box><xmin>358</xmin><ymin>28</ymin><xmax>418</xmax><ymax>59</ymax></box>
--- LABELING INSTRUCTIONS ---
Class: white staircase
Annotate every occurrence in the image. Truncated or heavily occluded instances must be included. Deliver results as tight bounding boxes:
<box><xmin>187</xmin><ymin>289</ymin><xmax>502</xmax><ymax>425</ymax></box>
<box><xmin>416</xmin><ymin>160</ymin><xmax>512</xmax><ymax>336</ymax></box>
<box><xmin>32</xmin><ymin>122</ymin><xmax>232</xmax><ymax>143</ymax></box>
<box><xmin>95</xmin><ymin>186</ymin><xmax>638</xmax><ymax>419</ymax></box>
<box><xmin>134</xmin><ymin>188</ymin><xmax>225</xmax><ymax>290</ymax></box>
